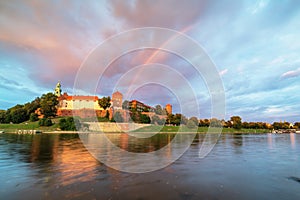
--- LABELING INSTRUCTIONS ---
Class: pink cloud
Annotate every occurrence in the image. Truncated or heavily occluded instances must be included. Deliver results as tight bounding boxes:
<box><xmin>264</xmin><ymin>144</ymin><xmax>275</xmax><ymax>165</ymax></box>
<box><xmin>281</xmin><ymin>68</ymin><xmax>300</xmax><ymax>79</ymax></box>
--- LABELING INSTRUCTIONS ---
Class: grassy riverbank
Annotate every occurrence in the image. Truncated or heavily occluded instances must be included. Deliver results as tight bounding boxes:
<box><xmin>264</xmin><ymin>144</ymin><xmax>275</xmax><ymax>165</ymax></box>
<box><xmin>0</xmin><ymin>121</ymin><xmax>59</xmax><ymax>133</ymax></box>
<box><xmin>0</xmin><ymin>121</ymin><xmax>271</xmax><ymax>134</ymax></box>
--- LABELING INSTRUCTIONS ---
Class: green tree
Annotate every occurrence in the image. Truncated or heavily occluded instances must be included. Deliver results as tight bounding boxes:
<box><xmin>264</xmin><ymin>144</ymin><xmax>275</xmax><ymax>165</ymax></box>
<box><xmin>151</xmin><ymin>115</ymin><xmax>165</xmax><ymax>125</ymax></box>
<box><xmin>230</xmin><ymin>116</ymin><xmax>242</xmax><ymax>130</ymax></box>
<box><xmin>40</xmin><ymin>93</ymin><xmax>58</xmax><ymax>118</ymax></box>
<box><xmin>122</xmin><ymin>100</ymin><xmax>129</xmax><ymax>110</ymax></box>
<box><xmin>98</xmin><ymin>96</ymin><xmax>111</xmax><ymax>110</ymax></box>
<box><xmin>11</xmin><ymin>107</ymin><xmax>28</xmax><ymax>123</ymax></box>
<box><xmin>58</xmin><ymin>117</ymin><xmax>81</xmax><ymax>131</ymax></box>
<box><xmin>186</xmin><ymin>119</ymin><xmax>197</xmax><ymax>129</ymax></box>
<box><xmin>24</xmin><ymin>97</ymin><xmax>41</xmax><ymax>116</ymax></box>
<box><xmin>39</xmin><ymin>118</ymin><xmax>53</xmax><ymax>126</ymax></box>
<box><xmin>140</xmin><ymin>114</ymin><xmax>150</xmax><ymax>124</ymax></box>
<box><xmin>294</xmin><ymin>122</ymin><xmax>300</xmax><ymax>129</ymax></box>
<box><xmin>154</xmin><ymin>105</ymin><xmax>163</xmax><ymax>115</ymax></box>
<box><xmin>113</xmin><ymin>111</ymin><xmax>124</xmax><ymax>122</ymax></box>
<box><xmin>199</xmin><ymin>119</ymin><xmax>210</xmax><ymax>127</ymax></box>
<box><xmin>29</xmin><ymin>113</ymin><xmax>39</xmax><ymax>122</ymax></box>
<box><xmin>189</xmin><ymin>117</ymin><xmax>199</xmax><ymax>126</ymax></box>
<box><xmin>0</xmin><ymin>110</ymin><xmax>6</xmax><ymax>123</ymax></box>
<box><xmin>210</xmin><ymin>118</ymin><xmax>223</xmax><ymax>127</ymax></box>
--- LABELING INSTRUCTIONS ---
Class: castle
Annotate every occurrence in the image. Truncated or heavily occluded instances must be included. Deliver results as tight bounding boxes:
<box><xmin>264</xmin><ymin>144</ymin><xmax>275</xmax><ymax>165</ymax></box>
<box><xmin>55</xmin><ymin>82</ymin><xmax>172</xmax><ymax>120</ymax></box>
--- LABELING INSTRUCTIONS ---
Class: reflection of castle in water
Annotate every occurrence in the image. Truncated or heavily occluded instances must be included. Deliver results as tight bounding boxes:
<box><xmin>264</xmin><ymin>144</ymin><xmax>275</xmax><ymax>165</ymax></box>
<box><xmin>25</xmin><ymin>133</ymin><xmax>175</xmax><ymax>186</ymax></box>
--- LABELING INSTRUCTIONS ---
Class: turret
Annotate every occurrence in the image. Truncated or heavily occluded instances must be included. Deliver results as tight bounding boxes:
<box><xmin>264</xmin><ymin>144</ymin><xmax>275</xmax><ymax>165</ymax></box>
<box><xmin>54</xmin><ymin>81</ymin><xmax>62</xmax><ymax>97</ymax></box>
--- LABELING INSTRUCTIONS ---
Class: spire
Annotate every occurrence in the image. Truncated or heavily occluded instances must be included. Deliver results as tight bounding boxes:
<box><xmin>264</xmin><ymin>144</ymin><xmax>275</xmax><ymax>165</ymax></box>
<box><xmin>54</xmin><ymin>81</ymin><xmax>62</xmax><ymax>97</ymax></box>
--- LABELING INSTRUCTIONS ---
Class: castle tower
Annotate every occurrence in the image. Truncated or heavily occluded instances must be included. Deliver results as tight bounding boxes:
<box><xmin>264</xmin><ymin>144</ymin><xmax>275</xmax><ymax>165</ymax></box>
<box><xmin>54</xmin><ymin>81</ymin><xmax>62</xmax><ymax>97</ymax></box>
<box><xmin>112</xmin><ymin>91</ymin><xmax>123</xmax><ymax>110</ymax></box>
<box><xmin>165</xmin><ymin>104</ymin><xmax>172</xmax><ymax>115</ymax></box>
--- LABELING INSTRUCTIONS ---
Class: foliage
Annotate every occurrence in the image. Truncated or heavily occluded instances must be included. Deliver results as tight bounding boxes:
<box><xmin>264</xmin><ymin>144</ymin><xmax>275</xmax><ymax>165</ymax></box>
<box><xmin>40</xmin><ymin>93</ymin><xmax>58</xmax><ymax>118</ymax></box>
<box><xmin>210</xmin><ymin>118</ymin><xmax>223</xmax><ymax>127</ymax></box>
<box><xmin>166</xmin><ymin>113</ymin><xmax>188</xmax><ymax>126</ymax></box>
<box><xmin>11</xmin><ymin>107</ymin><xmax>28</xmax><ymax>124</ymax></box>
<box><xmin>230</xmin><ymin>116</ymin><xmax>242</xmax><ymax>130</ymax></box>
<box><xmin>29</xmin><ymin>113</ymin><xmax>39</xmax><ymax>122</ymax></box>
<box><xmin>39</xmin><ymin>118</ymin><xmax>53</xmax><ymax>126</ymax></box>
<box><xmin>151</xmin><ymin>115</ymin><xmax>166</xmax><ymax>125</ymax></box>
<box><xmin>98</xmin><ymin>96</ymin><xmax>111</xmax><ymax>110</ymax></box>
<box><xmin>199</xmin><ymin>119</ymin><xmax>210</xmax><ymax>127</ymax></box>
<box><xmin>272</xmin><ymin>122</ymin><xmax>290</xmax><ymax>130</ymax></box>
<box><xmin>122</xmin><ymin>100</ymin><xmax>129</xmax><ymax>110</ymax></box>
<box><xmin>154</xmin><ymin>105</ymin><xmax>163</xmax><ymax>115</ymax></box>
<box><xmin>140</xmin><ymin>114</ymin><xmax>150</xmax><ymax>124</ymax></box>
<box><xmin>113</xmin><ymin>111</ymin><xmax>124</xmax><ymax>122</ymax></box>
<box><xmin>294</xmin><ymin>122</ymin><xmax>300</xmax><ymax>129</ymax></box>
<box><xmin>186</xmin><ymin>119</ymin><xmax>197</xmax><ymax>129</ymax></box>
<box><xmin>189</xmin><ymin>117</ymin><xmax>199</xmax><ymax>126</ymax></box>
<box><xmin>0</xmin><ymin>110</ymin><xmax>5</xmax><ymax>123</ymax></box>
<box><xmin>59</xmin><ymin>117</ymin><xmax>81</xmax><ymax>131</ymax></box>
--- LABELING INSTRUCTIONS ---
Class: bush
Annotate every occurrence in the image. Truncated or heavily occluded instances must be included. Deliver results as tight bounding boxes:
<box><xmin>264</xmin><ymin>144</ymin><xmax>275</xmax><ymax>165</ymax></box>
<box><xmin>39</xmin><ymin>118</ymin><xmax>53</xmax><ymax>126</ymax></box>
<box><xmin>30</xmin><ymin>113</ymin><xmax>39</xmax><ymax>122</ymax></box>
<box><xmin>59</xmin><ymin>117</ymin><xmax>81</xmax><ymax>131</ymax></box>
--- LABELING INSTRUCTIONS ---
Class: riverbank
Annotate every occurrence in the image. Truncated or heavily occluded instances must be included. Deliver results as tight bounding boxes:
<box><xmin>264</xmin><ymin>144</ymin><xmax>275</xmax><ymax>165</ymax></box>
<box><xmin>0</xmin><ymin>121</ymin><xmax>272</xmax><ymax>134</ymax></box>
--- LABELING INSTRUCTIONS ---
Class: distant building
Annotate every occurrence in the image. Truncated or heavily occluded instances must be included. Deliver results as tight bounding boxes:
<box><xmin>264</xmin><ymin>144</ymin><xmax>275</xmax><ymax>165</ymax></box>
<box><xmin>57</xmin><ymin>92</ymin><xmax>106</xmax><ymax>118</ymax></box>
<box><xmin>165</xmin><ymin>104</ymin><xmax>172</xmax><ymax>115</ymax></box>
<box><xmin>111</xmin><ymin>91</ymin><xmax>123</xmax><ymax>110</ymax></box>
<box><xmin>129</xmin><ymin>100</ymin><xmax>152</xmax><ymax>112</ymax></box>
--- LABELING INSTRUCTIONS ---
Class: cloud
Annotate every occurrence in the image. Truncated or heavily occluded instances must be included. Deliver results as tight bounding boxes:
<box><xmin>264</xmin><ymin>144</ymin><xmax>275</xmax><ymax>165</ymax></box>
<box><xmin>108</xmin><ymin>0</ymin><xmax>208</xmax><ymax>30</ymax></box>
<box><xmin>281</xmin><ymin>68</ymin><xmax>300</xmax><ymax>79</ymax></box>
<box><xmin>219</xmin><ymin>69</ymin><xmax>228</xmax><ymax>76</ymax></box>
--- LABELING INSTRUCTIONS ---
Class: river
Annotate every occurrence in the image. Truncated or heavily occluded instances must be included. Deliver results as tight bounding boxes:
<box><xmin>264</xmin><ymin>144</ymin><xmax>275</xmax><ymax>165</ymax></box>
<box><xmin>0</xmin><ymin>133</ymin><xmax>299</xmax><ymax>200</ymax></box>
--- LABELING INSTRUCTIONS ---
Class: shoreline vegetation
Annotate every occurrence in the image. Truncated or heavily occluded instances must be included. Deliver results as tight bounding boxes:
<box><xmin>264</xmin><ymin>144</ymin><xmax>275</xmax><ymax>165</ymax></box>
<box><xmin>0</xmin><ymin>119</ymin><xmax>274</xmax><ymax>134</ymax></box>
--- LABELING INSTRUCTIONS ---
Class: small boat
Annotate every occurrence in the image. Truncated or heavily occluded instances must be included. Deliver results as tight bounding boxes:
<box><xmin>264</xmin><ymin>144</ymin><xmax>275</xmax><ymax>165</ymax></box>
<box><xmin>0</xmin><ymin>130</ymin><xmax>4</xmax><ymax>134</ymax></box>
<box><xmin>296</xmin><ymin>130</ymin><xmax>300</xmax><ymax>134</ymax></box>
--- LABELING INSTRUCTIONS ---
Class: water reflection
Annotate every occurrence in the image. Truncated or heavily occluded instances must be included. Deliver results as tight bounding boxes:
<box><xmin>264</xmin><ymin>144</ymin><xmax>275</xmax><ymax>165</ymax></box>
<box><xmin>1</xmin><ymin>133</ymin><xmax>300</xmax><ymax>200</ymax></box>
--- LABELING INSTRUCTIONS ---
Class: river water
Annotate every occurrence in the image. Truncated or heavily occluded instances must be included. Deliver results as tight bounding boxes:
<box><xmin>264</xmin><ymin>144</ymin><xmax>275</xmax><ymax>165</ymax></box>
<box><xmin>0</xmin><ymin>133</ymin><xmax>299</xmax><ymax>200</ymax></box>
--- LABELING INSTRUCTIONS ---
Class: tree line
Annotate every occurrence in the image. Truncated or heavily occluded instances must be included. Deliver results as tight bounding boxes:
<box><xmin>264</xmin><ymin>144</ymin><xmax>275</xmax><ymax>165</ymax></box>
<box><xmin>0</xmin><ymin>92</ymin><xmax>58</xmax><ymax>125</ymax></box>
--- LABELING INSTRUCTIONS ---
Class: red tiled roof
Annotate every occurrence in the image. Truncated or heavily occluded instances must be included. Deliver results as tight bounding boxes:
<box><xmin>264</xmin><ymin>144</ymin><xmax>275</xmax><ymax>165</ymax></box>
<box><xmin>66</xmin><ymin>96</ymin><xmax>98</xmax><ymax>101</ymax></box>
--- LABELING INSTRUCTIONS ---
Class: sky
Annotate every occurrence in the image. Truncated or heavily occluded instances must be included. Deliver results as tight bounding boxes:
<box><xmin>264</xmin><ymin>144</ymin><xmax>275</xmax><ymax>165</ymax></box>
<box><xmin>0</xmin><ymin>0</ymin><xmax>300</xmax><ymax>122</ymax></box>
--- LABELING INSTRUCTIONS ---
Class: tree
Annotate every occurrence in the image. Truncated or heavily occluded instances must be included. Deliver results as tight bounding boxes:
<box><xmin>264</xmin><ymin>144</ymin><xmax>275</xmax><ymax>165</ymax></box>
<box><xmin>154</xmin><ymin>105</ymin><xmax>163</xmax><ymax>115</ymax></box>
<box><xmin>140</xmin><ymin>114</ymin><xmax>150</xmax><ymax>124</ymax></box>
<box><xmin>39</xmin><ymin>118</ymin><xmax>53</xmax><ymax>126</ymax></box>
<box><xmin>98</xmin><ymin>96</ymin><xmax>111</xmax><ymax>110</ymax></box>
<box><xmin>230</xmin><ymin>116</ymin><xmax>242</xmax><ymax>130</ymax></box>
<box><xmin>189</xmin><ymin>117</ymin><xmax>199</xmax><ymax>126</ymax></box>
<box><xmin>210</xmin><ymin>118</ymin><xmax>223</xmax><ymax>127</ymax></box>
<box><xmin>40</xmin><ymin>93</ymin><xmax>58</xmax><ymax>118</ymax></box>
<box><xmin>24</xmin><ymin>97</ymin><xmax>41</xmax><ymax>116</ymax></box>
<box><xmin>29</xmin><ymin>113</ymin><xmax>39</xmax><ymax>122</ymax></box>
<box><xmin>58</xmin><ymin>117</ymin><xmax>81</xmax><ymax>130</ymax></box>
<box><xmin>294</xmin><ymin>122</ymin><xmax>300</xmax><ymax>130</ymax></box>
<box><xmin>151</xmin><ymin>115</ymin><xmax>165</xmax><ymax>125</ymax></box>
<box><xmin>113</xmin><ymin>111</ymin><xmax>124</xmax><ymax>122</ymax></box>
<box><xmin>11</xmin><ymin>107</ymin><xmax>28</xmax><ymax>123</ymax></box>
<box><xmin>186</xmin><ymin>119</ymin><xmax>197</xmax><ymax>129</ymax></box>
<box><xmin>122</xmin><ymin>100</ymin><xmax>129</xmax><ymax>110</ymax></box>
<box><xmin>199</xmin><ymin>119</ymin><xmax>210</xmax><ymax>127</ymax></box>
<box><xmin>0</xmin><ymin>110</ymin><xmax>6</xmax><ymax>123</ymax></box>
